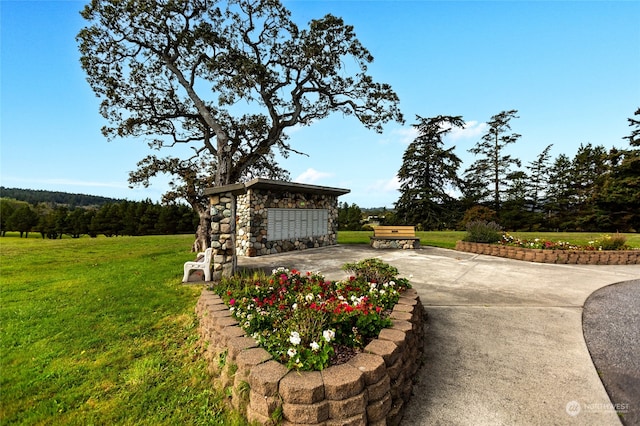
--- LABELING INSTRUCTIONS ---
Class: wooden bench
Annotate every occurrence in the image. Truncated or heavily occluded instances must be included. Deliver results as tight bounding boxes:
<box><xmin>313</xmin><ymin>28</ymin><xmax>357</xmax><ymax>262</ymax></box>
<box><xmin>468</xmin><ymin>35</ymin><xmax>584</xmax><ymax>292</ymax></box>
<box><xmin>183</xmin><ymin>247</ymin><xmax>213</xmax><ymax>282</ymax></box>
<box><xmin>370</xmin><ymin>226</ymin><xmax>420</xmax><ymax>249</ymax></box>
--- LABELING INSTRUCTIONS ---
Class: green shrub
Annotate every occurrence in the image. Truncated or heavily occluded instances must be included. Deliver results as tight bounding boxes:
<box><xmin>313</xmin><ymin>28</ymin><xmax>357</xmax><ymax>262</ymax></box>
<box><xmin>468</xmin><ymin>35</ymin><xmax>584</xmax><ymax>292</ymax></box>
<box><xmin>598</xmin><ymin>234</ymin><xmax>628</xmax><ymax>250</ymax></box>
<box><xmin>341</xmin><ymin>257</ymin><xmax>402</xmax><ymax>284</ymax></box>
<box><xmin>463</xmin><ymin>220</ymin><xmax>502</xmax><ymax>243</ymax></box>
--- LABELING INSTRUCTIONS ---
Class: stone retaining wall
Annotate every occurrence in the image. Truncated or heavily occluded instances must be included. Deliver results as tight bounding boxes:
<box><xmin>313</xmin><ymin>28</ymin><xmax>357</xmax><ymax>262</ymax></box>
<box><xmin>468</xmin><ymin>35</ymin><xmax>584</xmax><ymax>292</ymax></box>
<box><xmin>455</xmin><ymin>241</ymin><xmax>640</xmax><ymax>265</ymax></box>
<box><xmin>195</xmin><ymin>288</ymin><xmax>425</xmax><ymax>425</ymax></box>
<box><xmin>369</xmin><ymin>238</ymin><xmax>420</xmax><ymax>250</ymax></box>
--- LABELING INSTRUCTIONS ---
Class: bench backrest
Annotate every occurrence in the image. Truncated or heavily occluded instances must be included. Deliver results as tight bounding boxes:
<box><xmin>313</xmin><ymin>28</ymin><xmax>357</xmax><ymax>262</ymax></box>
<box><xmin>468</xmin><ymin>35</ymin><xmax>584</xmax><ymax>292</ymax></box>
<box><xmin>373</xmin><ymin>226</ymin><xmax>416</xmax><ymax>237</ymax></box>
<box><xmin>203</xmin><ymin>247</ymin><xmax>213</xmax><ymax>263</ymax></box>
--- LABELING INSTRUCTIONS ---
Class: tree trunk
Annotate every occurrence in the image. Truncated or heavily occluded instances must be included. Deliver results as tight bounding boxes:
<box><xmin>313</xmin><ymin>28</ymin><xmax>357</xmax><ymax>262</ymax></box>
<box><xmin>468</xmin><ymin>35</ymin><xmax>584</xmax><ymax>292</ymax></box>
<box><xmin>192</xmin><ymin>206</ymin><xmax>211</xmax><ymax>253</ymax></box>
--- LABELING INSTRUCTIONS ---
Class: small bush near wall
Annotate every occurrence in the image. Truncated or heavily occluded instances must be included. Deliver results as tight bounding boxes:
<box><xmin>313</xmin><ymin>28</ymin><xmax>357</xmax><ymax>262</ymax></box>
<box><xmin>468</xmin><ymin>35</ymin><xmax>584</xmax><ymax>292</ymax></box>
<box><xmin>463</xmin><ymin>220</ymin><xmax>502</xmax><ymax>243</ymax></box>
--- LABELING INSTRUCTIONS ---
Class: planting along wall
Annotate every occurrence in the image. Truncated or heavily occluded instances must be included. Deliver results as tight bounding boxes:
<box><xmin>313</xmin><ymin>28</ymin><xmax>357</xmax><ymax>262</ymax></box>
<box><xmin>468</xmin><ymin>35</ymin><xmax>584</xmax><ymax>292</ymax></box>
<box><xmin>455</xmin><ymin>241</ymin><xmax>640</xmax><ymax>265</ymax></box>
<box><xmin>195</xmin><ymin>288</ymin><xmax>425</xmax><ymax>426</ymax></box>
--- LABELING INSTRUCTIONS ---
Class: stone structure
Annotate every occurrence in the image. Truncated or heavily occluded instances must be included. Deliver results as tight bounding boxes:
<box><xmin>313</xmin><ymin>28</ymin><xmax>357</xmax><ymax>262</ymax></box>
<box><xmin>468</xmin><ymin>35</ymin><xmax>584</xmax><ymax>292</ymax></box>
<box><xmin>455</xmin><ymin>241</ymin><xmax>640</xmax><ymax>265</ymax></box>
<box><xmin>204</xmin><ymin>179</ymin><xmax>350</xmax><ymax>278</ymax></box>
<box><xmin>195</xmin><ymin>288</ymin><xmax>424</xmax><ymax>425</ymax></box>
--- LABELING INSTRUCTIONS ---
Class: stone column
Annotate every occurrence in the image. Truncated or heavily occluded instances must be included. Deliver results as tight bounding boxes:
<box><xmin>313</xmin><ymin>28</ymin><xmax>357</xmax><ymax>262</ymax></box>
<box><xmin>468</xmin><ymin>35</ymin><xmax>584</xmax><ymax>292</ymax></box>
<box><xmin>209</xmin><ymin>191</ymin><xmax>237</xmax><ymax>280</ymax></box>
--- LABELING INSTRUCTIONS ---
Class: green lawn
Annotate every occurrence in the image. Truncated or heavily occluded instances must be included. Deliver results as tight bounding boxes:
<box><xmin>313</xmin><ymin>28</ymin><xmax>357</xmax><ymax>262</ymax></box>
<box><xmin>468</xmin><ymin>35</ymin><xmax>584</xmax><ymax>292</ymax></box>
<box><xmin>337</xmin><ymin>230</ymin><xmax>640</xmax><ymax>249</ymax></box>
<box><xmin>0</xmin><ymin>235</ymin><xmax>248</xmax><ymax>425</ymax></box>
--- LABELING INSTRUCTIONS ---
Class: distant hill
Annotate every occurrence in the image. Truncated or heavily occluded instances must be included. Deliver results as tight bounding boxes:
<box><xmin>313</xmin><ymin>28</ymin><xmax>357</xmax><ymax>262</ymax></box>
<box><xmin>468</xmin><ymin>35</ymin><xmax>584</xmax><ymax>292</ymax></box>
<box><xmin>0</xmin><ymin>187</ymin><xmax>123</xmax><ymax>207</ymax></box>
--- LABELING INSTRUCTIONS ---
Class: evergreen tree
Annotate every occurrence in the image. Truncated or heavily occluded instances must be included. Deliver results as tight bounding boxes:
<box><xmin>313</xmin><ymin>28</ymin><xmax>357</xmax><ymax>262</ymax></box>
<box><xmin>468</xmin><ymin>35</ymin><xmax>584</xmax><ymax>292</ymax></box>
<box><xmin>395</xmin><ymin>115</ymin><xmax>464</xmax><ymax>230</ymax></box>
<box><xmin>571</xmin><ymin>143</ymin><xmax>609</xmax><ymax>230</ymax></box>
<box><xmin>526</xmin><ymin>144</ymin><xmax>553</xmax><ymax>213</ymax></box>
<box><xmin>595</xmin><ymin>108</ymin><xmax>640</xmax><ymax>231</ymax></box>
<box><xmin>546</xmin><ymin>154</ymin><xmax>574</xmax><ymax>230</ymax></box>
<box><xmin>464</xmin><ymin>110</ymin><xmax>522</xmax><ymax>214</ymax></box>
<box><xmin>337</xmin><ymin>202</ymin><xmax>363</xmax><ymax>230</ymax></box>
<box><xmin>501</xmin><ymin>170</ymin><xmax>529</xmax><ymax>230</ymax></box>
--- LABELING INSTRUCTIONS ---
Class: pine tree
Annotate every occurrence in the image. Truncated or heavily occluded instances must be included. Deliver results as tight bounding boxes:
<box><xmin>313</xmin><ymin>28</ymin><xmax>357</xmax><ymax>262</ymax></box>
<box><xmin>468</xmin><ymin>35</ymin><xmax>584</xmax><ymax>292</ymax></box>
<box><xmin>464</xmin><ymin>110</ymin><xmax>522</xmax><ymax>214</ymax></box>
<box><xmin>395</xmin><ymin>115</ymin><xmax>464</xmax><ymax>229</ymax></box>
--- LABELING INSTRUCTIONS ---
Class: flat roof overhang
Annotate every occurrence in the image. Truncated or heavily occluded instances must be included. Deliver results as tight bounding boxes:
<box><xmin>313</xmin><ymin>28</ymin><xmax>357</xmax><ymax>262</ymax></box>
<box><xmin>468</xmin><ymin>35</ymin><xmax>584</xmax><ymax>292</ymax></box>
<box><xmin>204</xmin><ymin>178</ymin><xmax>350</xmax><ymax>197</ymax></box>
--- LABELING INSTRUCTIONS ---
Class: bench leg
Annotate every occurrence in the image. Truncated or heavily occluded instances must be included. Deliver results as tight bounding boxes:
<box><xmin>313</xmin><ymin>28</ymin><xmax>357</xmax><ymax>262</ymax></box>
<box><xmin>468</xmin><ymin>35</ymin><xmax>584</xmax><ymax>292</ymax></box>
<box><xmin>182</xmin><ymin>266</ymin><xmax>191</xmax><ymax>283</ymax></box>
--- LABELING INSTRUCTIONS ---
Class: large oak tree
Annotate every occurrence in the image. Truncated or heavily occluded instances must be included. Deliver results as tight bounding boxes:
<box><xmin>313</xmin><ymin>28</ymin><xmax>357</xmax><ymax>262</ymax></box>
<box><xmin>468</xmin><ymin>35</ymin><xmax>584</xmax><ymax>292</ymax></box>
<box><xmin>77</xmin><ymin>0</ymin><xmax>403</xmax><ymax>250</ymax></box>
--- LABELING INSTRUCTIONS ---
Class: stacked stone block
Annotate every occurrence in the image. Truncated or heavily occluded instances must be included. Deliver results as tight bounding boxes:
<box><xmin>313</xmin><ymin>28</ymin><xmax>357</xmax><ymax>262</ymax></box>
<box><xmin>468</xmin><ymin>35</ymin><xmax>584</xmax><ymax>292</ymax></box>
<box><xmin>195</xmin><ymin>288</ymin><xmax>425</xmax><ymax>425</ymax></box>
<box><xmin>455</xmin><ymin>241</ymin><xmax>639</xmax><ymax>265</ymax></box>
<box><xmin>209</xmin><ymin>192</ymin><xmax>236</xmax><ymax>280</ymax></box>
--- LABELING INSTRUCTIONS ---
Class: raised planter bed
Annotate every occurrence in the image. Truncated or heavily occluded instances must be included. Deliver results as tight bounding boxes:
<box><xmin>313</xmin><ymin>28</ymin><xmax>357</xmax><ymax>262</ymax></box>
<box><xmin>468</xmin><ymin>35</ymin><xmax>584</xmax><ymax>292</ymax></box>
<box><xmin>455</xmin><ymin>241</ymin><xmax>640</xmax><ymax>265</ymax></box>
<box><xmin>195</xmin><ymin>288</ymin><xmax>424</xmax><ymax>425</ymax></box>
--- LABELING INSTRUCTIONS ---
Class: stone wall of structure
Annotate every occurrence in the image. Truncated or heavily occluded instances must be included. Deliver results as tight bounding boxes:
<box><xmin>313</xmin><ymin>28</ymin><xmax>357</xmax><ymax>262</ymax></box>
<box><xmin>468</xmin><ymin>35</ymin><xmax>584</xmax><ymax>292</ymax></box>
<box><xmin>209</xmin><ymin>192</ymin><xmax>236</xmax><ymax>280</ymax></box>
<box><xmin>195</xmin><ymin>288</ymin><xmax>425</xmax><ymax>425</ymax></box>
<box><xmin>455</xmin><ymin>241</ymin><xmax>640</xmax><ymax>265</ymax></box>
<box><xmin>235</xmin><ymin>189</ymin><xmax>340</xmax><ymax>257</ymax></box>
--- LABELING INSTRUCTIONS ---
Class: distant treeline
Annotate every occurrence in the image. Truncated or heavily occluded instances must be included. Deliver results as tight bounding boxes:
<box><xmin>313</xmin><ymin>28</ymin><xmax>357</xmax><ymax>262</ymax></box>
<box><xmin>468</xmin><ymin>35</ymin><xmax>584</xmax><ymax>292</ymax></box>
<box><xmin>0</xmin><ymin>187</ymin><xmax>121</xmax><ymax>207</ymax></box>
<box><xmin>1</xmin><ymin>190</ymin><xmax>197</xmax><ymax>238</ymax></box>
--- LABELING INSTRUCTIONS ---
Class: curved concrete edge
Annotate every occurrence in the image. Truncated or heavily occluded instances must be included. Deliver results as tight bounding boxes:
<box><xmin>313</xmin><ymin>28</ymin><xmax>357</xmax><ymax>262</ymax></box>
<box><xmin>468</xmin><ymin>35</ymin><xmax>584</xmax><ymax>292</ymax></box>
<box><xmin>582</xmin><ymin>279</ymin><xmax>640</xmax><ymax>426</ymax></box>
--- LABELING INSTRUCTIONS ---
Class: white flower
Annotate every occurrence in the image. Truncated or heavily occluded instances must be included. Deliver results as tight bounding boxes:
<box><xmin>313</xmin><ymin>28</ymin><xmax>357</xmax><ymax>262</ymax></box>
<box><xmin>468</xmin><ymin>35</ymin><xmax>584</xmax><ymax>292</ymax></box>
<box><xmin>369</xmin><ymin>282</ymin><xmax>377</xmax><ymax>289</ymax></box>
<box><xmin>305</xmin><ymin>293</ymin><xmax>315</xmax><ymax>302</ymax></box>
<box><xmin>289</xmin><ymin>331</ymin><xmax>301</xmax><ymax>346</ymax></box>
<box><xmin>310</xmin><ymin>341</ymin><xmax>320</xmax><ymax>351</ymax></box>
<box><xmin>292</xmin><ymin>303</ymin><xmax>298</xmax><ymax>310</ymax></box>
<box><xmin>287</xmin><ymin>348</ymin><xmax>297</xmax><ymax>357</ymax></box>
<box><xmin>323</xmin><ymin>329</ymin><xmax>335</xmax><ymax>342</ymax></box>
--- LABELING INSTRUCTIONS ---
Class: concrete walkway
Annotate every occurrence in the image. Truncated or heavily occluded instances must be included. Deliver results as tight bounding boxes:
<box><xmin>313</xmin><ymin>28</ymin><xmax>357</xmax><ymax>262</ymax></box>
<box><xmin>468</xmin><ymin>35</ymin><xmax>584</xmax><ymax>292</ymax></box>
<box><xmin>237</xmin><ymin>245</ymin><xmax>640</xmax><ymax>425</ymax></box>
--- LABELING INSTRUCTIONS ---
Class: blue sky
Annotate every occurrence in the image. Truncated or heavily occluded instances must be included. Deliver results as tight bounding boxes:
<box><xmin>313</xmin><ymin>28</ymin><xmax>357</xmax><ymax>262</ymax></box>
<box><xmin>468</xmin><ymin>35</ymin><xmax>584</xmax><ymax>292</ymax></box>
<box><xmin>1</xmin><ymin>0</ymin><xmax>639</xmax><ymax>208</ymax></box>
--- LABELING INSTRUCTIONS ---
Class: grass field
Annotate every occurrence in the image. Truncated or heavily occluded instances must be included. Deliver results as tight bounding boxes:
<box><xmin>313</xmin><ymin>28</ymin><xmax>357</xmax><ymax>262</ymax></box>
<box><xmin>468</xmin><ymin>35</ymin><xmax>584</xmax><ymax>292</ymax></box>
<box><xmin>337</xmin><ymin>230</ymin><xmax>640</xmax><ymax>249</ymax></box>
<box><xmin>0</xmin><ymin>234</ymin><xmax>248</xmax><ymax>425</ymax></box>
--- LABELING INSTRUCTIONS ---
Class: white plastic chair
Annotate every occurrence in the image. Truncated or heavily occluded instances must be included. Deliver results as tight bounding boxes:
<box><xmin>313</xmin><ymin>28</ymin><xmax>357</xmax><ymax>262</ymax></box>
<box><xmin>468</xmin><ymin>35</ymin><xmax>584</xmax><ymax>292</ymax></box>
<box><xmin>182</xmin><ymin>247</ymin><xmax>213</xmax><ymax>282</ymax></box>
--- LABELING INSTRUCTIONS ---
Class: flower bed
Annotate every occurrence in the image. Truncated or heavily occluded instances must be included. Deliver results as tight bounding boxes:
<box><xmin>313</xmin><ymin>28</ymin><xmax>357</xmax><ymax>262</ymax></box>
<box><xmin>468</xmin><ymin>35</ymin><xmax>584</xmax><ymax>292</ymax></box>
<box><xmin>500</xmin><ymin>233</ymin><xmax>631</xmax><ymax>251</ymax></box>
<box><xmin>455</xmin><ymin>241</ymin><xmax>639</xmax><ymax>265</ymax></box>
<box><xmin>194</xmin><ymin>259</ymin><xmax>425</xmax><ymax>425</ymax></box>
